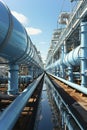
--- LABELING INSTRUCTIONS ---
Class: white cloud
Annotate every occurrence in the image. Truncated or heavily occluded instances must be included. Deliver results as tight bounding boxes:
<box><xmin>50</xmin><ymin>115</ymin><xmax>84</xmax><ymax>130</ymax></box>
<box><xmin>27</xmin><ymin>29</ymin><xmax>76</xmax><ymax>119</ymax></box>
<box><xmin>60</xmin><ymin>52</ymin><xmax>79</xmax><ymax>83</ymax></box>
<box><xmin>11</xmin><ymin>11</ymin><xmax>42</xmax><ymax>35</ymax></box>
<box><xmin>39</xmin><ymin>42</ymin><xmax>47</xmax><ymax>45</ymax></box>
<box><xmin>11</xmin><ymin>11</ymin><xmax>28</xmax><ymax>26</ymax></box>
<box><xmin>26</xmin><ymin>27</ymin><xmax>42</xmax><ymax>35</ymax></box>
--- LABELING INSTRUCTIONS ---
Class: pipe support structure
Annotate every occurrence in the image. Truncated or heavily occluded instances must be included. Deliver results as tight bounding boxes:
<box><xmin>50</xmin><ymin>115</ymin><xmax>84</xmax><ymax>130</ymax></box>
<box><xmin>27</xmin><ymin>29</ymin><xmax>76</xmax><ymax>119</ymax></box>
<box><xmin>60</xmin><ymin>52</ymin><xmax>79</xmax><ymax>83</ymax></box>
<box><xmin>8</xmin><ymin>64</ymin><xmax>19</xmax><ymax>95</ymax></box>
<box><xmin>81</xmin><ymin>20</ymin><xmax>87</xmax><ymax>87</ymax></box>
<box><xmin>29</xmin><ymin>66</ymin><xmax>34</xmax><ymax>80</ymax></box>
<box><xmin>0</xmin><ymin>1</ymin><xmax>43</xmax><ymax>94</ymax></box>
<box><xmin>68</xmin><ymin>66</ymin><xmax>73</xmax><ymax>82</ymax></box>
<box><xmin>60</xmin><ymin>45</ymin><xmax>66</xmax><ymax>78</ymax></box>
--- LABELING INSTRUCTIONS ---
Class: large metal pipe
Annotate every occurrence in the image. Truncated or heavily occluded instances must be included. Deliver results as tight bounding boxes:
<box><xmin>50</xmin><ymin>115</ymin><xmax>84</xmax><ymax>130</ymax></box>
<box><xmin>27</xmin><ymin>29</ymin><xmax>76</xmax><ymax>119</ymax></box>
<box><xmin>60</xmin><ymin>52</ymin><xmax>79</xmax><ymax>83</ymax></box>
<box><xmin>0</xmin><ymin>1</ymin><xmax>43</xmax><ymax>94</ymax></box>
<box><xmin>63</xmin><ymin>46</ymin><xmax>80</xmax><ymax>66</ymax></box>
<box><xmin>0</xmin><ymin>1</ymin><xmax>43</xmax><ymax>68</ymax></box>
<box><xmin>0</xmin><ymin>74</ymin><xmax>43</xmax><ymax>130</ymax></box>
<box><xmin>46</xmin><ymin>45</ymin><xmax>80</xmax><ymax>73</ymax></box>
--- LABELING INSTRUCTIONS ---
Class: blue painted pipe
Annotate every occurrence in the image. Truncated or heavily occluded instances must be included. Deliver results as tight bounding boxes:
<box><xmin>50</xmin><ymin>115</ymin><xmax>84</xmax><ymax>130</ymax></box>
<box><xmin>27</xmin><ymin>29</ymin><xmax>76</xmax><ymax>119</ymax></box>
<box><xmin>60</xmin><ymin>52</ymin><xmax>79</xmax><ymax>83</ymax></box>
<box><xmin>0</xmin><ymin>1</ymin><xmax>43</xmax><ymax>68</ymax></box>
<box><xmin>63</xmin><ymin>46</ymin><xmax>80</xmax><ymax>66</ymax></box>
<box><xmin>48</xmin><ymin>73</ymin><xmax>87</xmax><ymax>95</ymax></box>
<box><xmin>8</xmin><ymin>64</ymin><xmax>19</xmax><ymax>94</ymax></box>
<box><xmin>81</xmin><ymin>20</ymin><xmax>87</xmax><ymax>87</ymax></box>
<box><xmin>0</xmin><ymin>1</ymin><xmax>43</xmax><ymax>94</ymax></box>
<box><xmin>60</xmin><ymin>45</ymin><xmax>65</xmax><ymax>78</ymax></box>
<box><xmin>45</xmin><ymin>75</ymin><xmax>82</xmax><ymax>130</ymax></box>
<box><xmin>0</xmin><ymin>74</ymin><xmax>43</xmax><ymax>130</ymax></box>
<box><xmin>19</xmin><ymin>75</ymin><xmax>32</xmax><ymax>83</ymax></box>
<box><xmin>0</xmin><ymin>75</ymin><xmax>32</xmax><ymax>84</ymax></box>
<box><xmin>46</xmin><ymin>45</ymin><xmax>80</xmax><ymax>82</ymax></box>
<box><xmin>46</xmin><ymin>46</ymin><xmax>80</xmax><ymax>74</ymax></box>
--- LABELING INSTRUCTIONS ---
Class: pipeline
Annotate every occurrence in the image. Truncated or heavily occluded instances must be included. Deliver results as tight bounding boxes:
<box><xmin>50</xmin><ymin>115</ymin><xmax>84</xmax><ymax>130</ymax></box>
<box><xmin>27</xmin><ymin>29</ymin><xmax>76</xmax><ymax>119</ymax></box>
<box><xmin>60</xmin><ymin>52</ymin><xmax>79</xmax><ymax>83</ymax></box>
<box><xmin>45</xmin><ymin>74</ymin><xmax>82</xmax><ymax>130</ymax></box>
<box><xmin>63</xmin><ymin>45</ymin><xmax>80</xmax><ymax>66</ymax></box>
<box><xmin>46</xmin><ymin>18</ymin><xmax>87</xmax><ymax>87</ymax></box>
<box><xmin>0</xmin><ymin>1</ymin><xmax>43</xmax><ymax>68</ymax></box>
<box><xmin>48</xmin><ymin>72</ymin><xmax>87</xmax><ymax>95</ymax></box>
<box><xmin>46</xmin><ymin>45</ymin><xmax>80</xmax><ymax>71</ymax></box>
<box><xmin>0</xmin><ymin>1</ymin><xmax>44</xmax><ymax>94</ymax></box>
<box><xmin>0</xmin><ymin>74</ymin><xmax>44</xmax><ymax>130</ymax></box>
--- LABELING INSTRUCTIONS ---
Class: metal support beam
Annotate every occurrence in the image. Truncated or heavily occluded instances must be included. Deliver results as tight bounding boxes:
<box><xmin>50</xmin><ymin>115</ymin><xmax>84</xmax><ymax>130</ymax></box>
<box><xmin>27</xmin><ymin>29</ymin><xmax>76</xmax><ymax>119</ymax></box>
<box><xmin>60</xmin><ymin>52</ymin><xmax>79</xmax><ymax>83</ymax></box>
<box><xmin>60</xmin><ymin>45</ymin><xmax>65</xmax><ymax>78</ymax></box>
<box><xmin>68</xmin><ymin>66</ymin><xmax>73</xmax><ymax>82</ymax></box>
<box><xmin>81</xmin><ymin>19</ymin><xmax>87</xmax><ymax>87</ymax></box>
<box><xmin>8</xmin><ymin>64</ymin><xmax>19</xmax><ymax>95</ymax></box>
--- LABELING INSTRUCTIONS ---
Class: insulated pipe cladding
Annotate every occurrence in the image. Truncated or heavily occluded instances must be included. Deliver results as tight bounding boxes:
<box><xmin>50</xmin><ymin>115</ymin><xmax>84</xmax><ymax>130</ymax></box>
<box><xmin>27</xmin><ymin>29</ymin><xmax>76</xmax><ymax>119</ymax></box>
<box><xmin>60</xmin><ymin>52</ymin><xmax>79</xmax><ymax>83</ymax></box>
<box><xmin>0</xmin><ymin>1</ymin><xmax>43</xmax><ymax>68</ymax></box>
<box><xmin>46</xmin><ymin>45</ymin><xmax>80</xmax><ymax>72</ymax></box>
<box><xmin>0</xmin><ymin>1</ymin><xmax>43</xmax><ymax>94</ymax></box>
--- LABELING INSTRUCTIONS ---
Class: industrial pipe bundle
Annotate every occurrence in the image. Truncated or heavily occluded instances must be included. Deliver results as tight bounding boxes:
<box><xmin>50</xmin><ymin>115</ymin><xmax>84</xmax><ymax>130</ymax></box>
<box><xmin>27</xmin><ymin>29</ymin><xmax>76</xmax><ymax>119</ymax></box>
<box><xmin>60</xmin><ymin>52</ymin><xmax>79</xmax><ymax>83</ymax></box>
<box><xmin>46</xmin><ymin>15</ymin><xmax>87</xmax><ymax>91</ymax></box>
<box><xmin>0</xmin><ymin>1</ymin><xmax>43</xmax><ymax>94</ymax></box>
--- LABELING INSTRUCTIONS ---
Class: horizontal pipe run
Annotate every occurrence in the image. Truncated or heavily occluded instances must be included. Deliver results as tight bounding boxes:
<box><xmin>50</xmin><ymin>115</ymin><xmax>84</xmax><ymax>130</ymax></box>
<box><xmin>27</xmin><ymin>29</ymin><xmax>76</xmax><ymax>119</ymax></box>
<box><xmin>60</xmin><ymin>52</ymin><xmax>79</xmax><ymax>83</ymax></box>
<box><xmin>48</xmin><ymin>73</ymin><xmax>87</xmax><ymax>95</ymax></box>
<box><xmin>0</xmin><ymin>74</ymin><xmax>43</xmax><ymax>130</ymax></box>
<box><xmin>45</xmin><ymin>74</ymin><xmax>83</xmax><ymax>130</ymax></box>
<box><xmin>0</xmin><ymin>1</ymin><xmax>43</xmax><ymax>69</ymax></box>
<box><xmin>63</xmin><ymin>46</ymin><xmax>80</xmax><ymax>66</ymax></box>
<box><xmin>46</xmin><ymin>59</ymin><xmax>61</xmax><ymax>70</ymax></box>
<box><xmin>46</xmin><ymin>46</ymin><xmax>81</xmax><ymax>75</ymax></box>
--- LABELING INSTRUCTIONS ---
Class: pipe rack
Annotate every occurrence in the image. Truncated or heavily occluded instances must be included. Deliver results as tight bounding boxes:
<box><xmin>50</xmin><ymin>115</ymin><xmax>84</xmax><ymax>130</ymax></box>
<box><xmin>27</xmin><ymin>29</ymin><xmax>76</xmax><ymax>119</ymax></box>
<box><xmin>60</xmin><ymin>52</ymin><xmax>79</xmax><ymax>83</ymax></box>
<box><xmin>0</xmin><ymin>1</ymin><xmax>43</xmax><ymax>94</ymax></box>
<box><xmin>46</xmin><ymin>15</ymin><xmax>87</xmax><ymax>89</ymax></box>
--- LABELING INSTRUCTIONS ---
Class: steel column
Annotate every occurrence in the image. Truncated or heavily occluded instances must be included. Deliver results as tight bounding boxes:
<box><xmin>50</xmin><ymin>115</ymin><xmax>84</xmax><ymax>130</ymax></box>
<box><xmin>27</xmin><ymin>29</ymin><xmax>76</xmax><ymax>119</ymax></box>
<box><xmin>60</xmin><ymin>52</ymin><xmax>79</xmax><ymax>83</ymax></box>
<box><xmin>60</xmin><ymin>45</ymin><xmax>65</xmax><ymax>78</ymax></box>
<box><xmin>81</xmin><ymin>19</ymin><xmax>87</xmax><ymax>87</ymax></box>
<box><xmin>8</xmin><ymin>64</ymin><xmax>19</xmax><ymax>95</ymax></box>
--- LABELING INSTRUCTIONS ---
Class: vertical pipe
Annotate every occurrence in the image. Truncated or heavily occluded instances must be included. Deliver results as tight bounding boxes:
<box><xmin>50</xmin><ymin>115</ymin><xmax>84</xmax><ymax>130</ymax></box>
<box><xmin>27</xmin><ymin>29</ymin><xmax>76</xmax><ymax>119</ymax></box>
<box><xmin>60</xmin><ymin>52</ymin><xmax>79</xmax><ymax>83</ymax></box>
<box><xmin>81</xmin><ymin>18</ymin><xmax>87</xmax><ymax>87</ymax></box>
<box><xmin>60</xmin><ymin>45</ymin><xmax>64</xmax><ymax>78</ymax></box>
<box><xmin>60</xmin><ymin>44</ymin><xmax>66</xmax><ymax>78</ymax></box>
<box><xmin>68</xmin><ymin>66</ymin><xmax>73</xmax><ymax>82</ymax></box>
<box><xmin>64</xmin><ymin>41</ymin><xmax>67</xmax><ymax>79</ymax></box>
<box><xmin>29</xmin><ymin>66</ymin><xmax>34</xmax><ymax>80</ymax></box>
<box><xmin>8</xmin><ymin>64</ymin><xmax>19</xmax><ymax>95</ymax></box>
<box><xmin>57</xmin><ymin>67</ymin><xmax>60</xmax><ymax>77</ymax></box>
<box><xmin>55</xmin><ymin>66</ymin><xmax>57</xmax><ymax>76</ymax></box>
<box><xmin>64</xmin><ymin>41</ymin><xmax>67</xmax><ymax>57</ymax></box>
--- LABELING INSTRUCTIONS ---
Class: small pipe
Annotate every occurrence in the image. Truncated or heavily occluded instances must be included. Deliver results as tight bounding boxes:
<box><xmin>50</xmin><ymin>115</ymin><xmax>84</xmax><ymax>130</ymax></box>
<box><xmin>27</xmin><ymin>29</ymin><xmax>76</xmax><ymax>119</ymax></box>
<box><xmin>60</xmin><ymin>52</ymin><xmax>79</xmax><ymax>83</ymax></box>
<box><xmin>60</xmin><ymin>45</ymin><xmax>65</xmax><ymax>78</ymax></box>
<box><xmin>48</xmin><ymin>73</ymin><xmax>87</xmax><ymax>95</ymax></box>
<box><xmin>68</xmin><ymin>66</ymin><xmax>73</xmax><ymax>82</ymax></box>
<box><xmin>0</xmin><ymin>92</ymin><xmax>17</xmax><ymax>100</ymax></box>
<box><xmin>0</xmin><ymin>74</ymin><xmax>43</xmax><ymax>130</ymax></box>
<box><xmin>45</xmin><ymin>75</ymin><xmax>82</xmax><ymax>130</ymax></box>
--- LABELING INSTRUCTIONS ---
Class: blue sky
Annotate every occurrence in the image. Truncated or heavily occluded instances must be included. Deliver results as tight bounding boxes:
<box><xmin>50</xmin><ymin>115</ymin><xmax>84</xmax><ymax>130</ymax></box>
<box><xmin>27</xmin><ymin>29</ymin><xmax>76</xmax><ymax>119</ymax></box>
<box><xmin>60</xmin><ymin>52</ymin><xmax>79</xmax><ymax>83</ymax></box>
<box><xmin>3</xmin><ymin>0</ymin><xmax>76</xmax><ymax>63</ymax></box>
